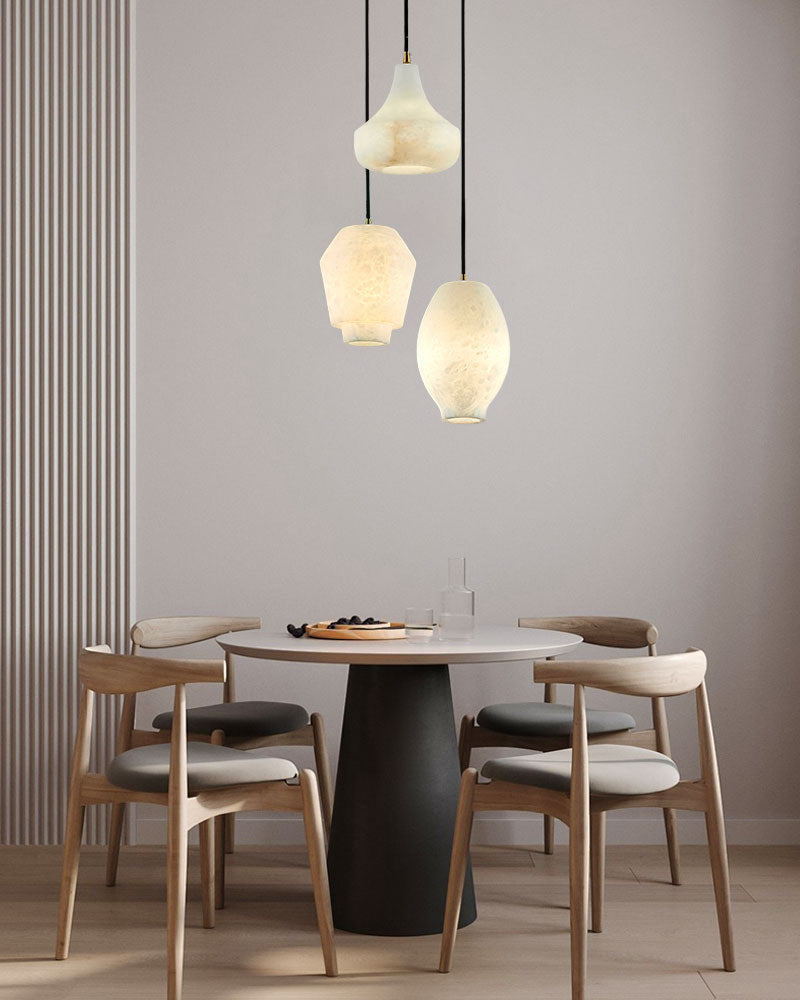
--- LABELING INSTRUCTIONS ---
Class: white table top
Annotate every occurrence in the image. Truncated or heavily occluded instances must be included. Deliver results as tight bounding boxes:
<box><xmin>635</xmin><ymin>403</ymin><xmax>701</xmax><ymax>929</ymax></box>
<box><xmin>216</xmin><ymin>625</ymin><xmax>583</xmax><ymax>666</ymax></box>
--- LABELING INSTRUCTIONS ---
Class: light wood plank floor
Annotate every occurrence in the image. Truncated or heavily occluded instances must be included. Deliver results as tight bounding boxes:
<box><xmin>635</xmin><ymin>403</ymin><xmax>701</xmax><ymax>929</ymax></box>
<box><xmin>1</xmin><ymin>844</ymin><xmax>798</xmax><ymax>999</ymax></box>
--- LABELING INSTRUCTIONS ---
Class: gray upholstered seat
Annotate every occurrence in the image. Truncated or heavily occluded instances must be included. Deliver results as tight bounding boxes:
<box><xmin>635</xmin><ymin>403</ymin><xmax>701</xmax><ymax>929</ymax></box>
<box><xmin>152</xmin><ymin>700</ymin><xmax>309</xmax><ymax>740</ymax></box>
<box><xmin>106</xmin><ymin>742</ymin><xmax>298</xmax><ymax>795</ymax></box>
<box><xmin>482</xmin><ymin>745</ymin><xmax>680</xmax><ymax>796</ymax></box>
<box><xmin>476</xmin><ymin>701</ymin><xmax>635</xmax><ymax>738</ymax></box>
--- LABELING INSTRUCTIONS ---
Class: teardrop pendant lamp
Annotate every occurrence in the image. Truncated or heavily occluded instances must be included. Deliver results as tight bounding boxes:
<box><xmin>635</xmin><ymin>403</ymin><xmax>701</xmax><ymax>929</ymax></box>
<box><xmin>354</xmin><ymin>0</ymin><xmax>460</xmax><ymax>175</ymax></box>
<box><xmin>320</xmin><ymin>0</ymin><xmax>415</xmax><ymax>346</ymax></box>
<box><xmin>417</xmin><ymin>0</ymin><xmax>510</xmax><ymax>422</ymax></box>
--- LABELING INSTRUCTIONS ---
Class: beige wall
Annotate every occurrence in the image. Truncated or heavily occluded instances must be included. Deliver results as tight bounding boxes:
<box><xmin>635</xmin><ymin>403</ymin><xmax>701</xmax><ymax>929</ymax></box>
<box><xmin>134</xmin><ymin>0</ymin><xmax>800</xmax><ymax>843</ymax></box>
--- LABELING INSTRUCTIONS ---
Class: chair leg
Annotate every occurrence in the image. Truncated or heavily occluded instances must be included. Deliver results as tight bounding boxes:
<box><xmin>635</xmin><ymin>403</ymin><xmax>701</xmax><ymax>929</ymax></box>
<box><xmin>705</xmin><ymin>806</ymin><xmax>735</xmax><ymax>971</ymax></box>
<box><xmin>457</xmin><ymin>715</ymin><xmax>474</xmax><ymax>772</ymax></box>
<box><xmin>569</xmin><ymin>814</ymin><xmax>589</xmax><ymax>1000</ymax></box>
<box><xmin>224</xmin><ymin>813</ymin><xmax>235</xmax><ymax>856</ymax></box>
<box><xmin>213</xmin><ymin>815</ymin><xmax>225</xmax><ymax>910</ymax></box>
<box><xmin>543</xmin><ymin>814</ymin><xmax>555</xmax><ymax>855</ymax></box>
<box><xmin>210</xmin><ymin>729</ymin><xmax>226</xmax><ymax>909</ymax></box>
<box><xmin>310</xmin><ymin>713</ymin><xmax>334</xmax><ymax>838</ymax></box>
<box><xmin>199</xmin><ymin>820</ymin><xmax>215</xmax><ymax>929</ymax></box>
<box><xmin>590</xmin><ymin>812</ymin><xmax>606</xmax><ymax>933</ymax></box>
<box><xmin>299</xmin><ymin>770</ymin><xmax>337</xmax><ymax>977</ymax></box>
<box><xmin>55</xmin><ymin>800</ymin><xmax>86</xmax><ymax>960</ymax></box>
<box><xmin>209</xmin><ymin>729</ymin><xmax>234</xmax><ymax>856</ymax></box>
<box><xmin>105</xmin><ymin>803</ymin><xmax>126</xmax><ymax>887</ymax></box>
<box><xmin>663</xmin><ymin>807</ymin><xmax>682</xmax><ymax>885</ymax></box>
<box><xmin>166</xmin><ymin>808</ymin><xmax>189</xmax><ymax>1000</ymax></box>
<box><xmin>439</xmin><ymin>768</ymin><xmax>478</xmax><ymax>973</ymax></box>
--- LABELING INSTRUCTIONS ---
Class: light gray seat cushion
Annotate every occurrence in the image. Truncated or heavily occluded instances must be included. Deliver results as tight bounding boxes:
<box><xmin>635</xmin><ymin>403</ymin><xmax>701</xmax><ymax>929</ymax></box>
<box><xmin>152</xmin><ymin>700</ymin><xmax>309</xmax><ymax>740</ymax></box>
<box><xmin>482</xmin><ymin>745</ymin><xmax>680</xmax><ymax>796</ymax></box>
<box><xmin>476</xmin><ymin>701</ymin><xmax>635</xmax><ymax>738</ymax></box>
<box><xmin>106</xmin><ymin>742</ymin><xmax>298</xmax><ymax>795</ymax></box>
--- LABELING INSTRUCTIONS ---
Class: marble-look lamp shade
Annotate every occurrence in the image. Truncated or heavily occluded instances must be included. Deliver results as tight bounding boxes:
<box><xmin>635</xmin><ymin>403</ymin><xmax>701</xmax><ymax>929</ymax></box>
<box><xmin>354</xmin><ymin>64</ymin><xmax>460</xmax><ymax>175</ymax></box>
<box><xmin>417</xmin><ymin>280</ymin><xmax>510</xmax><ymax>422</ymax></box>
<box><xmin>320</xmin><ymin>224</ymin><xmax>416</xmax><ymax>346</ymax></box>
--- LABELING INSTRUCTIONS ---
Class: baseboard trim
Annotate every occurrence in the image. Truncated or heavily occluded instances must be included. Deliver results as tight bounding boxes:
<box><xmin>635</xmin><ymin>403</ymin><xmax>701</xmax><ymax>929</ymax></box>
<box><xmin>134</xmin><ymin>814</ymin><xmax>800</xmax><ymax>846</ymax></box>
<box><xmin>470</xmin><ymin>814</ymin><xmax>800</xmax><ymax>846</ymax></box>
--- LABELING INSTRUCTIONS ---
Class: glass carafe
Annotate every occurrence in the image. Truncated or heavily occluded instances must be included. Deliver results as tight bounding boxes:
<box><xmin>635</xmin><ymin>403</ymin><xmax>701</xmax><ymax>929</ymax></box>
<box><xmin>439</xmin><ymin>557</ymin><xmax>475</xmax><ymax>641</ymax></box>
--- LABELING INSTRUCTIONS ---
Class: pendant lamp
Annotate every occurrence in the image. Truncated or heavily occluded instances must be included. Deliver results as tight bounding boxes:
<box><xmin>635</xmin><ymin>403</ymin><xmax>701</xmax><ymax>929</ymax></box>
<box><xmin>320</xmin><ymin>0</ymin><xmax>415</xmax><ymax>346</ymax></box>
<box><xmin>321</xmin><ymin>224</ymin><xmax>415</xmax><ymax>346</ymax></box>
<box><xmin>354</xmin><ymin>1</ymin><xmax>460</xmax><ymax>175</ymax></box>
<box><xmin>417</xmin><ymin>0</ymin><xmax>509</xmax><ymax>421</ymax></box>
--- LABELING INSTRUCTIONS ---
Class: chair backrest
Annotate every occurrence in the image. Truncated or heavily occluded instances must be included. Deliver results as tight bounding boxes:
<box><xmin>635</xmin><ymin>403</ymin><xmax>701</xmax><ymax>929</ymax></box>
<box><xmin>538</xmin><ymin>650</ymin><xmax>715</xmax><ymax>846</ymax></box>
<box><xmin>519</xmin><ymin>616</ymin><xmax>658</xmax><ymax>651</ymax></box>
<box><xmin>80</xmin><ymin>647</ymin><xmax>226</xmax><ymax>694</ymax></box>
<box><xmin>534</xmin><ymin>649</ymin><xmax>707</xmax><ymax>699</ymax></box>
<box><xmin>130</xmin><ymin>615</ymin><xmax>261</xmax><ymax>650</ymax></box>
<box><xmin>129</xmin><ymin>614</ymin><xmax>260</xmax><ymax>709</ymax></box>
<box><xmin>73</xmin><ymin>647</ymin><xmax>227</xmax><ymax>800</ymax></box>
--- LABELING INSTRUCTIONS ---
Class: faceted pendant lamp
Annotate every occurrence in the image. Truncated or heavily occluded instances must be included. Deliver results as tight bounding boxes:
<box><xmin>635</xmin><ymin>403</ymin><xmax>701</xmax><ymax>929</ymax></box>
<box><xmin>354</xmin><ymin>2</ymin><xmax>460</xmax><ymax>175</ymax></box>
<box><xmin>417</xmin><ymin>0</ymin><xmax>510</xmax><ymax>421</ymax></box>
<box><xmin>320</xmin><ymin>0</ymin><xmax>415</xmax><ymax>346</ymax></box>
<box><xmin>320</xmin><ymin>225</ymin><xmax>415</xmax><ymax>346</ymax></box>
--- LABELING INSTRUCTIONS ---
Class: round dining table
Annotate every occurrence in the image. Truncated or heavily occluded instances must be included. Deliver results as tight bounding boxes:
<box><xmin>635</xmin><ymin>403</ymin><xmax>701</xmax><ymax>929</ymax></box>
<box><xmin>217</xmin><ymin>624</ymin><xmax>583</xmax><ymax>936</ymax></box>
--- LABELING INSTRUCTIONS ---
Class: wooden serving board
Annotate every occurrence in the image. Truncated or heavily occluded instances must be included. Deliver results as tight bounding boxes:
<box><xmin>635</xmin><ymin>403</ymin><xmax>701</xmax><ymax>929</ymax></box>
<box><xmin>306</xmin><ymin>622</ymin><xmax>406</xmax><ymax>640</ymax></box>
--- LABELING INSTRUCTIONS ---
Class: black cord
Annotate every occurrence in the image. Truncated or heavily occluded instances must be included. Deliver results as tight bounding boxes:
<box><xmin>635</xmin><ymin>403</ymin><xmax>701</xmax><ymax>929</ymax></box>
<box><xmin>461</xmin><ymin>0</ymin><xmax>465</xmax><ymax>277</ymax></box>
<box><xmin>404</xmin><ymin>0</ymin><xmax>409</xmax><ymax>57</ymax></box>
<box><xmin>365</xmin><ymin>0</ymin><xmax>371</xmax><ymax>222</ymax></box>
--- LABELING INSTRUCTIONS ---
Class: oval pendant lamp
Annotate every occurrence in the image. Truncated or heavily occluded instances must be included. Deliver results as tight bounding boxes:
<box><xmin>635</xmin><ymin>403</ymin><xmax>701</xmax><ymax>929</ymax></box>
<box><xmin>354</xmin><ymin>1</ymin><xmax>460</xmax><ymax>175</ymax></box>
<box><xmin>320</xmin><ymin>0</ymin><xmax>415</xmax><ymax>346</ymax></box>
<box><xmin>417</xmin><ymin>0</ymin><xmax>509</xmax><ymax>421</ymax></box>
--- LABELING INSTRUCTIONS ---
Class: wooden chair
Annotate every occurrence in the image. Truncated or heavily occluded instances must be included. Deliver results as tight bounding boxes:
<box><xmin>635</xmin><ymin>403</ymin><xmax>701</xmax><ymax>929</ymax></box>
<box><xmin>56</xmin><ymin>647</ymin><xmax>337</xmax><ymax>1000</ymax></box>
<box><xmin>106</xmin><ymin>615</ymin><xmax>334</xmax><ymax>903</ymax></box>
<box><xmin>458</xmin><ymin>616</ymin><xmax>681</xmax><ymax>884</ymax></box>
<box><xmin>440</xmin><ymin>649</ymin><xmax>734</xmax><ymax>1000</ymax></box>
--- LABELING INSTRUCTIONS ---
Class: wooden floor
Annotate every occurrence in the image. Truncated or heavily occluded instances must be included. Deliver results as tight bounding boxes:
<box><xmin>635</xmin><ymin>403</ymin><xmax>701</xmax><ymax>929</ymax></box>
<box><xmin>1</xmin><ymin>843</ymin><xmax>798</xmax><ymax>1000</ymax></box>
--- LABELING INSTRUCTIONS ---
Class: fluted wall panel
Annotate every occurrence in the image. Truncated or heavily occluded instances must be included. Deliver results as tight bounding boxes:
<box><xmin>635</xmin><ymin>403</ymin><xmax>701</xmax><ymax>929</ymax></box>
<box><xmin>1</xmin><ymin>0</ymin><xmax>133</xmax><ymax>845</ymax></box>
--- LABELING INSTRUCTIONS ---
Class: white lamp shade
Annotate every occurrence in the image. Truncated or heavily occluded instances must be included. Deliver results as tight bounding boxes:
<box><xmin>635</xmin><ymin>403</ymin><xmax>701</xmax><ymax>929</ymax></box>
<box><xmin>417</xmin><ymin>280</ymin><xmax>510</xmax><ymax>422</ymax></box>
<box><xmin>354</xmin><ymin>64</ymin><xmax>460</xmax><ymax>175</ymax></box>
<box><xmin>320</xmin><ymin>224</ymin><xmax>416</xmax><ymax>346</ymax></box>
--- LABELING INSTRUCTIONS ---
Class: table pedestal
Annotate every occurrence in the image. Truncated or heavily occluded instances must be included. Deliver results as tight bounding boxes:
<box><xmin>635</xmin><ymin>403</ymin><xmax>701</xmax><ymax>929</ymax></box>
<box><xmin>327</xmin><ymin>663</ymin><xmax>477</xmax><ymax>936</ymax></box>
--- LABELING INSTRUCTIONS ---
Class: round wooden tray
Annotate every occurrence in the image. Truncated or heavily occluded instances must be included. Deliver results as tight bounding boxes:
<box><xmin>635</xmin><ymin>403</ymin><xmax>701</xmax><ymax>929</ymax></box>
<box><xmin>306</xmin><ymin>622</ymin><xmax>406</xmax><ymax>640</ymax></box>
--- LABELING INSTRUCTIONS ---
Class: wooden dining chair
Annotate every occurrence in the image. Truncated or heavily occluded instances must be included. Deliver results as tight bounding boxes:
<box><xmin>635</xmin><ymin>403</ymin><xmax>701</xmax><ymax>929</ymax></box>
<box><xmin>458</xmin><ymin>616</ymin><xmax>681</xmax><ymax>884</ymax></box>
<box><xmin>441</xmin><ymin>648</ymin><xmax>734</xmax><ymax>1000</ymax></box>
<box><xmin>106</xmin><ymin>615</ymin><xmax>334</xmax><ymax>903</ymax></box>
<box><xmin>56</xmin><ymin>647</ymin><xmax>337</xmax><ymax>1000</ymax></box>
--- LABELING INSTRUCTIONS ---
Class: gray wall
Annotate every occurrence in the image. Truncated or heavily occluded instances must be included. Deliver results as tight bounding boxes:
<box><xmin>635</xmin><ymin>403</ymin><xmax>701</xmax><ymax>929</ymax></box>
<box><xmin>134</xmin><ymin>0</ymin><xmax>800</xmax><ymax>843</ymax></box>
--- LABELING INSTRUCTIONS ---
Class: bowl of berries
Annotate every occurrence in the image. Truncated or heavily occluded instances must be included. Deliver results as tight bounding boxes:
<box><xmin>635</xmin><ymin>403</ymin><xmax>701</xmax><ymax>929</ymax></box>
<box><xmin>287</xmin><ymin>616</ymin><xmax>406</xmax><ymax>640</ymax></box>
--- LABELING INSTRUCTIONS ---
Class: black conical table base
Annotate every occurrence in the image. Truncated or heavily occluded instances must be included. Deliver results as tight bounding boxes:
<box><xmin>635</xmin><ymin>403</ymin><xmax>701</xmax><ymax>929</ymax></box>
<box><xmin>327</xmin><ymin>662</ymin><xmax>477</xmax><ymax>936</ymax></box>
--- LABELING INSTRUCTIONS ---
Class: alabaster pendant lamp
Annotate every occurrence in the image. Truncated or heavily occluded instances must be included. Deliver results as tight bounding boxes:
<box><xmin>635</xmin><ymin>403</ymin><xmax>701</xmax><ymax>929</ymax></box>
<box><xmin>321</xmin><ymin>225</ymin><xmax>415</xmax><ymax>346</ymax></box>
<box><xmin>320</xmin><ymin>0</ymin><xmax>415</xmax><ymax>346</ymax></box>
<box><xmin>417</xmin><ymin>0</ymin><xmax>510</xmax><ymax>422</ymax></box>
<box><xmin>354</xmin><ymin>0</ymin><xmax>460</xmax><ymax>175</ymax></box>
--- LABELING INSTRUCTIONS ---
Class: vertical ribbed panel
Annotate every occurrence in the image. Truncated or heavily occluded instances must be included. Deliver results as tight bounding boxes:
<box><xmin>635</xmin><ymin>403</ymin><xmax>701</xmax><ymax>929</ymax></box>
<box><xmin>1</xmin><ymin>0</ymin><xmax>132</xmax><ymax>845</ymax></box>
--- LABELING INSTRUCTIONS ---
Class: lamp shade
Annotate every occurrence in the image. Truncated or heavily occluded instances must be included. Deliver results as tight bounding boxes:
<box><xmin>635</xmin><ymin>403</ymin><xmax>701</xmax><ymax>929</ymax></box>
<box><xmin>417</xmin><ymin>280</ymin><xmax>510</xmax><ymax>422</ymax></box>
<box><xmin>320</xmin><ymin>224</ymin><xmax>416</xmax><ymax>346</ymax></box>
<box><xmin>354</xmin><ymin>64</ymin><xmax>460</xmax><ymax>175</ymax></box>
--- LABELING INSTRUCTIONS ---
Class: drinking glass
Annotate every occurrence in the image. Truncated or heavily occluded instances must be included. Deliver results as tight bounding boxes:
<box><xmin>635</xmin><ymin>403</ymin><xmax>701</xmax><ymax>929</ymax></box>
<box><xmin>405</xmin><ymin>607</ymin><xmax>434</xmax><ymax>643</ymax></box>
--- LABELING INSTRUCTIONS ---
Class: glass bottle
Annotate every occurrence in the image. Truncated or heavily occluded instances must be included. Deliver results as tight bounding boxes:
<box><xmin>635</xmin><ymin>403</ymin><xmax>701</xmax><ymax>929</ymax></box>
<box><xmin>439</xmin><ymin>557</ymin><xmax>475</xmax><ymax>641</ymax></box>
